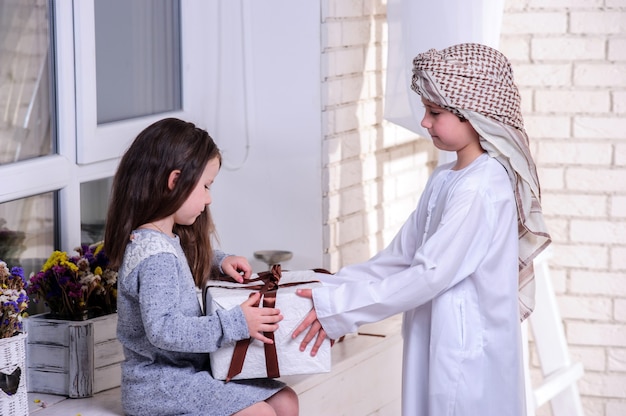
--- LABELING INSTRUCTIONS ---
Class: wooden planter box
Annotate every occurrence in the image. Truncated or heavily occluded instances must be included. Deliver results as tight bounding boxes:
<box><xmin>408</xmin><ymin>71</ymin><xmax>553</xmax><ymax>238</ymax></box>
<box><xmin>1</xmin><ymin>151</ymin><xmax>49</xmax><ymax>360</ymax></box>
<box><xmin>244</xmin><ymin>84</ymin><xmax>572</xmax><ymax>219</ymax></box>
<box><xmin>25</xmin><ymin>313</ymin><xmax>123</xmax><ymax>398</ymax></box>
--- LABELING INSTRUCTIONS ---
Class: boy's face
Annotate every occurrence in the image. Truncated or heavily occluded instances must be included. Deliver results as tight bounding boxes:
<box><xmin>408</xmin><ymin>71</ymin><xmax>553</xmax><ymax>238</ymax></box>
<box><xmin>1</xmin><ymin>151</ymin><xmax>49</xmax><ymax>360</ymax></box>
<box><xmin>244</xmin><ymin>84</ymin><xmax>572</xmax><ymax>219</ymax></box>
<box><xmin>420</xmin><ymin>98</ymin><xmax>479</xmax><ymax>153</ymax></box>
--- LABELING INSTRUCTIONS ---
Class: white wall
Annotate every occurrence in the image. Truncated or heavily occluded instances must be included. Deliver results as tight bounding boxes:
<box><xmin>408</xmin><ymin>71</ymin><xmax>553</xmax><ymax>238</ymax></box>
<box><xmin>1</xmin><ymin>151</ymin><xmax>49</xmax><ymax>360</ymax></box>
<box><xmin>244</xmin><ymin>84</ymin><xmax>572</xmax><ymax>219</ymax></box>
<box><xmin>203</xmin><ymin>1</ymin><xmax>324</xmax><ymax>272</ymax></box>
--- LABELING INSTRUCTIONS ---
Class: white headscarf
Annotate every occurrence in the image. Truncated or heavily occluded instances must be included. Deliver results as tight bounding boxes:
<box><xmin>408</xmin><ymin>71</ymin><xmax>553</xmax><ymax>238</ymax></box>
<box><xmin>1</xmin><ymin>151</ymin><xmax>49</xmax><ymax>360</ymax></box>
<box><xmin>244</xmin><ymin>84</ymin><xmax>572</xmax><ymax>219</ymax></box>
<box><xmin>411</xmin><ymin>43</ymin><xmax>551</xmax><ymax>321</ymax></box>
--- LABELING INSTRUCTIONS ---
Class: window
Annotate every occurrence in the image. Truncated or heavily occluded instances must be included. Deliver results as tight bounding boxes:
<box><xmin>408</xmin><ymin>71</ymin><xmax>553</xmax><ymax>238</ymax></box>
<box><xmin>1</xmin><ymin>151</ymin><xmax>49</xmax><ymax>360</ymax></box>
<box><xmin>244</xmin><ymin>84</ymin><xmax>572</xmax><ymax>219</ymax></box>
<box><xmin>0</xmin><ymin>0</ymin><xmax>56</xmax><ymax>290</ymax></box>
<box><xmin>0</xmin><ymin>193</ymin><xmax>55</xmax><ymax>273</ymax></box>
<box><xmin>80</xmin><ymin>178</ymin><xmax>112</xmax><ymax>245</ymax></box>
<box><xmin>95</xmin><ymin>0</ymin><xmax>181</xmax><ymax>124</ymax></box>
<box><xmin>0</xmin><ymin>0</ymin><xmax>54</xmax><ymax>164</ymax></box>
<box><xmin>74</xmin><ymin>0</ymin><xmax>209</xmax><ymax>164</ymax></box>
<box><xmin>0</xmin><ymin>0</ymin><xmax>212</xmax><ymax>267</ymax></box>
<box><xmin>0</xmin><ymin>193</ymin><xmax>56</xmax><ymax>316</ymax></box>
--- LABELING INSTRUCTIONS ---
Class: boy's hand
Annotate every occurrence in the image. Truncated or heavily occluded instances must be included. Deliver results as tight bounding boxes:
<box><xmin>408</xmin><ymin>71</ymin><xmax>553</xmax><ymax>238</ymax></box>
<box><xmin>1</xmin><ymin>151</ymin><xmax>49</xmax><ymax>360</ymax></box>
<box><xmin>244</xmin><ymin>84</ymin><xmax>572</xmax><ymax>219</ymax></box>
<box><xmin>222</xmin><ymin>255</ymin><xmax>252</xmax><ymax>283</ymax></box>
<box><xmin>241</xmin><ymin>292</ymin><xmax>282</xmax><ymax>344</ymax></box>
<box><xmin>293</xmin><ymin>289</ymin><xmax>329</xmax><ymax>356</ymax></box>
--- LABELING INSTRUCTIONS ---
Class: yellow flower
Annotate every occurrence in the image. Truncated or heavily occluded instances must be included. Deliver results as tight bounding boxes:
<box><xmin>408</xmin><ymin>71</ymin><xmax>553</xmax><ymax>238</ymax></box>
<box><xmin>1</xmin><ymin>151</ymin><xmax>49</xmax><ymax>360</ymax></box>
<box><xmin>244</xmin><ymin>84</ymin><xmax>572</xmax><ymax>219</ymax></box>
<box><xmin>28</xmin><ymin>243</ymin><xmax>117</xmax><ymax>320</ymax></box>
<box><xmin>63</xmin><ymin>261</ymin><xmax>79</xmax><ymax>273</ymax></box>
<box><xmin>93</xmin><ymin>242</ymin><xmax>104</xmax><ymax>256</ymax></box>
<box><xmin>42</xmin><ymin>250</ymin><xmax>65</xmax><ymax>271</ymax></box>
<box><xmin>42</xmin><ymin>251</ymin><xmax>79</xmax><ymax>273</ymax></box>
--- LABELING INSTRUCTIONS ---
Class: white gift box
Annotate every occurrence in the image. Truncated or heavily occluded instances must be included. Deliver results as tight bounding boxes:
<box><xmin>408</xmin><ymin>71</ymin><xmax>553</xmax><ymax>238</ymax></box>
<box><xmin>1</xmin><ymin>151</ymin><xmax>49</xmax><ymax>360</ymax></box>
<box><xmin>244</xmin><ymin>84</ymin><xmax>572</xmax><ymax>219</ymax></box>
<box><xmin>205</xmin><ymin>270</ymin><xmax>331</xmax><ymax>380</ymax></box>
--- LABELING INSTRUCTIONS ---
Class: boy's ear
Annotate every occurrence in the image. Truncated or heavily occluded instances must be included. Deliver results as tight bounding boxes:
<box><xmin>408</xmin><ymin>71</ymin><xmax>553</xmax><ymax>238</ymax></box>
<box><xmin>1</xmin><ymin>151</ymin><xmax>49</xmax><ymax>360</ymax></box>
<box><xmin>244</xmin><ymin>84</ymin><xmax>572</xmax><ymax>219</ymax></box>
<box><xmin>167</xmin><ymin>170</ymin><xmax>181</xmax><ymax>190</ymax></box>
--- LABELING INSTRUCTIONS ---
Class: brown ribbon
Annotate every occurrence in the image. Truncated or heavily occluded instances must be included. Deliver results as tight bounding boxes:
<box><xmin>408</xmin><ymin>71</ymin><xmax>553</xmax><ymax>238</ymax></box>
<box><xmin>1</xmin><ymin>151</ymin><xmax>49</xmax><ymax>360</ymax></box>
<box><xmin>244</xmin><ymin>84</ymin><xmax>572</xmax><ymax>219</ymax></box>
<box><xmin>221</xmin><ymin>266</ymin><xmax>332</xmax><ymax>382</ymax></box>
<box><xmin>226</xmin><ymin>265</ymin><xmax>283</xmax><ymax>382</ymax></box>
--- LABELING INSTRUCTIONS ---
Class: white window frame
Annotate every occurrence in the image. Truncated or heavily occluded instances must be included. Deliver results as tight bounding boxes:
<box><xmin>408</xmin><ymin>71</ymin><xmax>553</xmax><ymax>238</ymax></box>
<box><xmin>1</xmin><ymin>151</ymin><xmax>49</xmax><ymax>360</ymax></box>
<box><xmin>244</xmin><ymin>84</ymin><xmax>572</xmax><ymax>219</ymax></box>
<box><xmin>0</xmin><ymin>0</ymin><xmax>211</xmax><ymax>251</ymax></box>
<box><xmin>74</xmin><ymin>0</ymin><xmax>211</xmax><ymax>164</ymax></box>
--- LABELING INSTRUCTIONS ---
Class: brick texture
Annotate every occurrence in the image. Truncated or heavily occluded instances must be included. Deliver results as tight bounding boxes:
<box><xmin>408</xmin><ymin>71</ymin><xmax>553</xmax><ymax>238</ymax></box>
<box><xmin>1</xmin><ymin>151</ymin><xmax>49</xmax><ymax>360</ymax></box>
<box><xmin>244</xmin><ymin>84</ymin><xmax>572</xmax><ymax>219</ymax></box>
<box><xmin>321</xmin><ymin>1</ymin><xmax>435</xmax><ymax>269</ymax></box>
<box><xmin>502</xmin><ymin>2</ymin><xmax>625</xmax><ymax>411</ymax></box>
<box><xmin>323</xmin><ymin>0</ymin><xmax>626</xmax><ymax>413</ymax></box>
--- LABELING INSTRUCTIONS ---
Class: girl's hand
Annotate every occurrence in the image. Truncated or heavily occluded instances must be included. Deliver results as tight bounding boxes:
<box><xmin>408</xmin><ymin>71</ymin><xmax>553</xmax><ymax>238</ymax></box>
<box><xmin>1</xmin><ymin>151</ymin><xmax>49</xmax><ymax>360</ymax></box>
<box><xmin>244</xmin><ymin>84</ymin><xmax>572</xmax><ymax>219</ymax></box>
<box><xmin>292</xmin><ymin>289</ymin><xmax>329</xmax><ymax>356</ymax></box>
<box><xmin>222</xmin><ymin>255</ymin><xmax>252</xmax><ymax>283</ymax></box>
<box><xmin>241</xmin><ymin>292</ymin><xmax>283</xmax><ymax>344</ymax></box>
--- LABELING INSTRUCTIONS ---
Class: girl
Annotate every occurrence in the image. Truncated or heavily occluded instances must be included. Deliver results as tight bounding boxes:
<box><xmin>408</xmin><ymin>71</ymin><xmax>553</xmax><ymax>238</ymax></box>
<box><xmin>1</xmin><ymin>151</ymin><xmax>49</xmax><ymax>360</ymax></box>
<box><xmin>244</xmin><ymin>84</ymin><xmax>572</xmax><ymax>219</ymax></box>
<box><xmin>294</xmin><ymin>43</ymin><xmax>551</xmax><ymax>415</ymax></box>
<box><xmin>104</xmin><ymin>118</ymin><xmax>298</xmax><ymax>416</ymax></box>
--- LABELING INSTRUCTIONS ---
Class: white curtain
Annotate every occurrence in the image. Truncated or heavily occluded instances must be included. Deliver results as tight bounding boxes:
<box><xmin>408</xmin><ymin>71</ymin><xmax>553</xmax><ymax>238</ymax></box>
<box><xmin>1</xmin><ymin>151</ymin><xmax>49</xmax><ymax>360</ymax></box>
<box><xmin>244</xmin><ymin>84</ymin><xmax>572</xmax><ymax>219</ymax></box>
<box><xmin>384</xmin><ymin>0</ymin><xmax>505</xmax><ymax>163</ymax></box>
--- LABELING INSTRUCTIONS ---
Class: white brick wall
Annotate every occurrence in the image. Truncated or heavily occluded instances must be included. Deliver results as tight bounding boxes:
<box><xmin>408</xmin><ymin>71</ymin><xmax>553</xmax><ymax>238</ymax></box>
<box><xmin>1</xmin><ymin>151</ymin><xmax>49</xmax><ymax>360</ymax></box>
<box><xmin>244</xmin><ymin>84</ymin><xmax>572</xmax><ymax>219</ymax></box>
<box><xmin>501</xmin><ymin>1</ymin><xmax>625</xmax><ymax>413</ymax></box>
<box><xmin>323</xmin><ymin>0</ymin><xmax>626</xmax><ymax>414</ymax></box>
<box><xmin>321</xmin><ymin>1</ymin><xmax>434</xmax><ymax>269</ymax></box>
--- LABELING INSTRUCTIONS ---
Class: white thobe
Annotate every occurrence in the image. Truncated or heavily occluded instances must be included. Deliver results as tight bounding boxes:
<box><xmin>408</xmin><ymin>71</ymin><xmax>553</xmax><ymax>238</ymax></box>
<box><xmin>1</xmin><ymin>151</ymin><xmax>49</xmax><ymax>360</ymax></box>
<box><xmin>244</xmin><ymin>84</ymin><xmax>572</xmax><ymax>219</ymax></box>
<box><xmin>313</xmin><ymin>154</ymin><xmax>526</xmax><ymax>416</ymax></box>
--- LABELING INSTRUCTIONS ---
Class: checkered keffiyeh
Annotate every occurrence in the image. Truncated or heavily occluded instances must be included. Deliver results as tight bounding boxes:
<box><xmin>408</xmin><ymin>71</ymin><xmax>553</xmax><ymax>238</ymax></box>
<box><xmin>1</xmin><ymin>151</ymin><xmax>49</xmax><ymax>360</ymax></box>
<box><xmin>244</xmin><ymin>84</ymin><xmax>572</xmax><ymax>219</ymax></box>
<box><xmin>411</xmin><ymin>43</ymin><xmax>551</xmax><ymax>321</ymax></box>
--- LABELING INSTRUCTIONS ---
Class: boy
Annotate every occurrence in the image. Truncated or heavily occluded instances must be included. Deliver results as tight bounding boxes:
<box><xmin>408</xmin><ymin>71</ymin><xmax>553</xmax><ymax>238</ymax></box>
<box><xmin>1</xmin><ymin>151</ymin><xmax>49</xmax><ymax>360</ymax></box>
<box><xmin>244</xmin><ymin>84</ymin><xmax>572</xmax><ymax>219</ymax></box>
<box><xmin>294</xmin><ymin>43</ymin><xmax>551</xmax><ymax>416</ymax></box>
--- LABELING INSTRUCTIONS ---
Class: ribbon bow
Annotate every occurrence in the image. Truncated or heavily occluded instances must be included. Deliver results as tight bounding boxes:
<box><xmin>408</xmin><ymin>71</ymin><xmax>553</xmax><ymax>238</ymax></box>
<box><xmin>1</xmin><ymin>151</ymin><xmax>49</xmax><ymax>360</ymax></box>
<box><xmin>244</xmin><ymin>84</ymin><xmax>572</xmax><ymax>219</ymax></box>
<box><xmin>226</xmin><ymin>264</ymin><xmax>283</xmax><ymax>382</ymax></box>
<box><xmin>246</xmin><ymin>264</ymin><xmax>282</xmax><ymax>292</ymax></box>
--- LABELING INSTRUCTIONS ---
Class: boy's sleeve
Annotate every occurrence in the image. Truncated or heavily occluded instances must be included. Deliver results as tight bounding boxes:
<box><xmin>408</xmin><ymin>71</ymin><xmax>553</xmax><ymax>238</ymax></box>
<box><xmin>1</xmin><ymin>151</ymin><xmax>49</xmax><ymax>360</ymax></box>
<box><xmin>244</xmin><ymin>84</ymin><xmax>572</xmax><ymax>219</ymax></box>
<box><xmin>313</xmin><ymin>189</ymin><xmax>501</xmax><ymax>339</ymax></box>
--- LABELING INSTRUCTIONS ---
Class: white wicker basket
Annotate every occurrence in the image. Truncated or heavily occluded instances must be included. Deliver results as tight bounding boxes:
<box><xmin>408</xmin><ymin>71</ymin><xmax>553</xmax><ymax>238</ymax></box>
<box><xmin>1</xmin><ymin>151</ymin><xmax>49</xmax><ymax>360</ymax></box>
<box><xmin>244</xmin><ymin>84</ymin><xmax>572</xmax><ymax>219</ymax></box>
<box><xmin>0</xmin><ymin>332</ymin><xmax>28</xmax><ymax>416</ymax></box>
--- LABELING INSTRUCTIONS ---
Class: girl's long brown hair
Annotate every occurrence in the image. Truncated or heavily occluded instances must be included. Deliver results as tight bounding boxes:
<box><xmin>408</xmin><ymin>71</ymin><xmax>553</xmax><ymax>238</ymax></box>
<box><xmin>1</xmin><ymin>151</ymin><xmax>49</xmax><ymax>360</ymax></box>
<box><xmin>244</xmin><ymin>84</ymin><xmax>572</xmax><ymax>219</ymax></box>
<box><xmin>104</xmin><ymin>118</ymin><xmax>221</xmax><ymax>288</ymax></box>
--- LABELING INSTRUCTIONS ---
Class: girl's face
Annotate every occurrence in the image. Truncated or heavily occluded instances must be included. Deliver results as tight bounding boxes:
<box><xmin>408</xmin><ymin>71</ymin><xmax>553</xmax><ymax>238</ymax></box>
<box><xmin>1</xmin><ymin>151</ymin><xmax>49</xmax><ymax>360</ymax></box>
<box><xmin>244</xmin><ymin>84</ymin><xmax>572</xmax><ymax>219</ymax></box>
<box><xmin>174</xmin><ymin>157</ymin><xmax>221</xmax><ymax>226</ymax></box>
<box><xmin>420</xmin><ymin>98</ymin><xmax>479</xmax><ymax>153</ymax></box>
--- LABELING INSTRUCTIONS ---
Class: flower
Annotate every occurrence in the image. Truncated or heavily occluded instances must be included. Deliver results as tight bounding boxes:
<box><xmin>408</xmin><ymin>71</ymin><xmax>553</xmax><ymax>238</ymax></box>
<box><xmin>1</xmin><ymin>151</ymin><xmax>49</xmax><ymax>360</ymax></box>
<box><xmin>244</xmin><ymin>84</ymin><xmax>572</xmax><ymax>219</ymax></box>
<box><xmin>0</xmin><ymin>260</ymin><xmax>28</xmax><ymax>338</ymax></box>
<box><xmin>27</xmin><ymin>242</ymin><xmax>117</xmax><ymax>320</ymax></box>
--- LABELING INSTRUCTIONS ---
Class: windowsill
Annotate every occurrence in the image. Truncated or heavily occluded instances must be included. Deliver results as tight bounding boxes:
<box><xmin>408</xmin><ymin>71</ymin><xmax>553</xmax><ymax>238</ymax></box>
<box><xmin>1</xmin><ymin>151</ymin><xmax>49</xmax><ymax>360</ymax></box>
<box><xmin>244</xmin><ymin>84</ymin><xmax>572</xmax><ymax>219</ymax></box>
<box><xmin>28</xmin><ymin>315</ymin><xmax>403</xmax><ymax>415</ymax></box>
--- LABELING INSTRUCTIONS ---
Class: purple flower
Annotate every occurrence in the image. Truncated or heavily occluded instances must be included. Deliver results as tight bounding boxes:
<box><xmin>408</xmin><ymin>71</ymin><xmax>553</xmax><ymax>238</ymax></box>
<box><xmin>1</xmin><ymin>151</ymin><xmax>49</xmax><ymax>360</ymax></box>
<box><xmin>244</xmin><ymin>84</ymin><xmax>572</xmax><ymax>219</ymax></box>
<box><xmin>0</xmin><ymin>259</ymin><xmax>29</xmax><ymax>338</ymax></box>
<box><xmin>11</xmin><ymin>266</ymin><xmax>24</xmax><ymax>282</ymax></box>
<box><xmin>25</xmin><ymin>244</ymin><xmax>118</xmax><ymax>321</ymax></box>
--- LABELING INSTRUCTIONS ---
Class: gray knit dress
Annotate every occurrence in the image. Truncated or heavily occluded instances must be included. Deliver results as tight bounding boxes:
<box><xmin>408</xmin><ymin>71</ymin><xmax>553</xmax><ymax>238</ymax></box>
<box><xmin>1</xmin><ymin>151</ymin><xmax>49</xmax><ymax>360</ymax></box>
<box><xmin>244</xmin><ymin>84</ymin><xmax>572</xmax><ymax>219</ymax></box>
<box><xmin>117</xmin><ymin>229</ymin><xmax>285</xmax><ymax>416</ymax></box>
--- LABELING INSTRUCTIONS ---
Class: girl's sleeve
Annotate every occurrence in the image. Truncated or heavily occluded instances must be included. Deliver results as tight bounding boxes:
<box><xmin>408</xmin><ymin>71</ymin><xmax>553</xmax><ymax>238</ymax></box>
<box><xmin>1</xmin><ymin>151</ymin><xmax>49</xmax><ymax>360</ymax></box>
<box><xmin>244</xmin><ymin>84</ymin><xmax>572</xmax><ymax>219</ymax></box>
<box><xmin>213</xmin><ymin>249</ymin><xmax>231</xmax><ymax>274</ymax></box>
<box><xmin>136</xmin><ymin>254</ymin><xmax>249</xmax><ymax>353</ymax></box>
<box><xmin>313</xmin><ymin>187</ymin><xmax>501</xmax><ymax>339</ymax></box>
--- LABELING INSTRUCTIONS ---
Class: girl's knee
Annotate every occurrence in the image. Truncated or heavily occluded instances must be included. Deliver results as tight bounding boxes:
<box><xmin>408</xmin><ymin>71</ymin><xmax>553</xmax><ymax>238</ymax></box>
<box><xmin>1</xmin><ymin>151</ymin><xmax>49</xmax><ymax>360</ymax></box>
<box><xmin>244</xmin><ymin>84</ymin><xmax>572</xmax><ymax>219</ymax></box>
<box><xmin>267</xmin><ymin>387</ymin><xmax>299</xmax><ymax>416</ymax></box>
<box><xmin>233</xmin><ymin>386</ymin><xmax>298</xmax><ymax>416</ymax></box>
<box><xmin>232</xmin><ymin>401</ymin><xmax>276</xmax><ymax>416</ymax></box>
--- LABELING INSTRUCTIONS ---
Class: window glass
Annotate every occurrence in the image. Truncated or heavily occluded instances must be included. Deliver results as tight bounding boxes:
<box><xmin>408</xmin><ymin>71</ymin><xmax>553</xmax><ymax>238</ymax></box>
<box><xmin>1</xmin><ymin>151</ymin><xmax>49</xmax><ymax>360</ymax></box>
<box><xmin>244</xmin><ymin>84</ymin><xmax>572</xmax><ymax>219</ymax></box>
<box><xmin>0</xmin><ymin>192</ymin><xmax>55</xmax><ymax>271</ymax></box>
<box><xmin>80</xmin><ymin>177</ymin><xmax>112</xmax><ymax>245</ymax></box>
<box><xmin>0</xmin><ymin>192</ymin><xmax>55</xmax><ymax>317</ymax></box>
<box><xmin>0</xmin><ymin>0</ymin><xmax>54</xmax><ymax>164</ymax></box>
<box><xmin>94</xmin><ymin>0</ymin><xmax>182</xmax><ymax>124</ymax></box>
